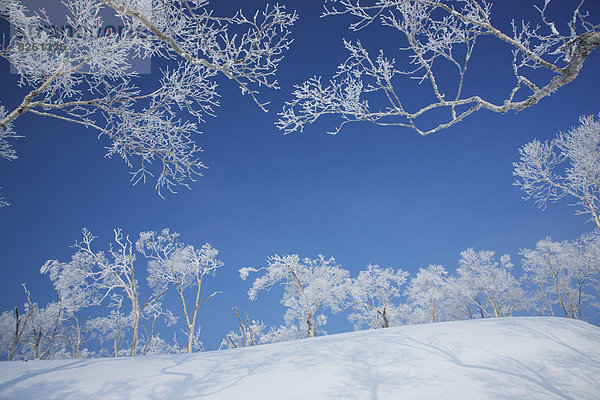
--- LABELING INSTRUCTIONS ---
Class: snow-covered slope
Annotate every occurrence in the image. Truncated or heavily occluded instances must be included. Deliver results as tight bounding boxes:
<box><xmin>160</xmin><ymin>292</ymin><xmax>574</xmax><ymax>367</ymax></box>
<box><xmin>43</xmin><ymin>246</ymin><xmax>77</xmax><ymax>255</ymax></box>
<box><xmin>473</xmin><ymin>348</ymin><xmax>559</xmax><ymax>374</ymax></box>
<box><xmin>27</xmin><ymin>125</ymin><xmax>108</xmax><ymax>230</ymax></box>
<box><xmin>0</xmin><ymin>317</ymin><xmax>599</xmax><ymax>399</ymax></box>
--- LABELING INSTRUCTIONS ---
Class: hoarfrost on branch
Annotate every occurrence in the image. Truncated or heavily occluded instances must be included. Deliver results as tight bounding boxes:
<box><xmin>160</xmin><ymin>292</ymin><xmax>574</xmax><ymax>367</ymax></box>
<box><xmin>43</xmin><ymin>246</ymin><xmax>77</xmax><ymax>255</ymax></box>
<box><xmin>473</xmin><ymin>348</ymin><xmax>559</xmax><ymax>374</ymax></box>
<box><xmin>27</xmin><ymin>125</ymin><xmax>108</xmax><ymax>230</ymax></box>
<box><xmin>277</xmin><ymin>0</ymin><xmax>600</xmax><ymax>136</ymax></box>
<box><xmin>514</xmin><ymin>114</ymin><xmax>600</xmax><ymax>231</ymax></box>
<box><xmin>240</xmin><ymin>254</ymin><xmax>350</xmax><ymax>338</ymax></box>
<box><xmin>0</xmin><ymin>0</ymin><xmax>297</xmax><ymax>201</ymax></box>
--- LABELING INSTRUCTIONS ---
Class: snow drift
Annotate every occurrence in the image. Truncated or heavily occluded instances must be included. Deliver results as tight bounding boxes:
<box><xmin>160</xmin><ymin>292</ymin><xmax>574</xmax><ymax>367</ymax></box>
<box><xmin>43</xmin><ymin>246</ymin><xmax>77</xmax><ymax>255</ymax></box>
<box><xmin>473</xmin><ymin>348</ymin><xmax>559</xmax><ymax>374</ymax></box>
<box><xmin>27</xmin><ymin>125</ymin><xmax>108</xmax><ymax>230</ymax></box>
<box><xmin>0</xmin><ymin>317</ymin><xmax>599</xmax><ymax>399</ymax></box>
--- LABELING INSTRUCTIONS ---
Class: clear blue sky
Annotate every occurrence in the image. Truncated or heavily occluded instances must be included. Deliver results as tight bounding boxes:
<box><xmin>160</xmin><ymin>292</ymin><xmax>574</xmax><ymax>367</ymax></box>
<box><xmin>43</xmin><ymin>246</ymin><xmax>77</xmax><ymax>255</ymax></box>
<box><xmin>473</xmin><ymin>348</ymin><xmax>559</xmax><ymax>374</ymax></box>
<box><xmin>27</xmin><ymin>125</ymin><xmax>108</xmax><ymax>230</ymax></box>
<box><xmin>1</xmin><ymin>0</ymin><xmax>599</xmax><ymax>350</ymax></box>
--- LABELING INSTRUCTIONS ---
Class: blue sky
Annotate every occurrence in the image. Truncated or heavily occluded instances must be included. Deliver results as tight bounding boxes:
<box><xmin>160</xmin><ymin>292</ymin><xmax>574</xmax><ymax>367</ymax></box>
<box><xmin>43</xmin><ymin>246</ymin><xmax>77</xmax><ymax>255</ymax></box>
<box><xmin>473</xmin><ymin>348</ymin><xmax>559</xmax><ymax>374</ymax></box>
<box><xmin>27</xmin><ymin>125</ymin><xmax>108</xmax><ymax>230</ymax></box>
<box><xmin>1</xmin><ymin>0</ymin><xmax>599</xmax><ymax>350</ymax></box>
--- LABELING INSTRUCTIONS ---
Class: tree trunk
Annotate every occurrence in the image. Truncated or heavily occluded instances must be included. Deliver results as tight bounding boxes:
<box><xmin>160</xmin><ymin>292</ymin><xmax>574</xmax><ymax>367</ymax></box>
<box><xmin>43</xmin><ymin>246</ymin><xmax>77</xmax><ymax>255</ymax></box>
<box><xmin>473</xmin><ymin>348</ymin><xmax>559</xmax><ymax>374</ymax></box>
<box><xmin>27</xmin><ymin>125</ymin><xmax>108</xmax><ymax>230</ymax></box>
<box><xmin>8</xmin><ymin>308</ymin><xmax>25</xmax><ymax>361</ymax></box>
<box><xmin>130</xmin><ymin>318</ymin><xmax>139</xmax><ymax>356</ymax></box>
<box><xmin>130</xmin><ymin>295</ymin><xmax>140</xmax><ymax>357</ymax></box>
<box><xmin>380</xmin><ymin>307</ymin><xmax>389</xmax><ymax>328</ymax></box>
<box><xmin>38</xmin><ymin>306</ymin><xmax>62</xmax><ymax>360</ymax></box>
<box><xmin>307</xmin><ymin>312</ymin><xmax>314</xmax><ymax>338</ymax></box>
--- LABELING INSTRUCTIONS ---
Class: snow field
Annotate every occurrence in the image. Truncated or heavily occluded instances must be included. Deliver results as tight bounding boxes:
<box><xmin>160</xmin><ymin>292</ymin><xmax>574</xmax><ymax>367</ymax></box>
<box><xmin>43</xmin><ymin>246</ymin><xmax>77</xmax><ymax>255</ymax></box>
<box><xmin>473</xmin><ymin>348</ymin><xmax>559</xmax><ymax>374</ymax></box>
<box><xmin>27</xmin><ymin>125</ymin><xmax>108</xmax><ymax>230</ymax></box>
<box><xmin>0</xmin><ymin>317</ymin><xmax>598</xmax><ymax>399</ymax></box>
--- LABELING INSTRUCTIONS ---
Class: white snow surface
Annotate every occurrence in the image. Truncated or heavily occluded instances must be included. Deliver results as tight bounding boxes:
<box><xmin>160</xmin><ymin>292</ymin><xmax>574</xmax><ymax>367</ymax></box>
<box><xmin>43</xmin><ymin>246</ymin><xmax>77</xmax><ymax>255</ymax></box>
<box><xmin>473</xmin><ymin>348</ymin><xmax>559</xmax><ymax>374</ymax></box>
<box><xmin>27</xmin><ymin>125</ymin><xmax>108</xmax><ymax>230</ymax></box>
<box><xmin>0</xmin><ymin>317</ymin><xmax>599</xmax><ymax>399</ymax></box>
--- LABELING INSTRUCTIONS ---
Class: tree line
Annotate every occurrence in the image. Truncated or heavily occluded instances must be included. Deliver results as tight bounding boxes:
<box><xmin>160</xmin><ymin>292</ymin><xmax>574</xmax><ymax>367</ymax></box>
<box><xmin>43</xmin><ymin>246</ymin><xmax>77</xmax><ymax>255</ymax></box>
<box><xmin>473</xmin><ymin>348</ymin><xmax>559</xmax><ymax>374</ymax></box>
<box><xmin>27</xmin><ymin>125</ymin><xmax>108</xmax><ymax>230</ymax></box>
<box><xmin>2</xmin><ymin>109</ymin><xmax>600</xmax><ymax>360</ymax></box>
<box><xmin>1</xmin><ymin>227</ymin><xmax>598</xmax><ymax>360</ymax></box>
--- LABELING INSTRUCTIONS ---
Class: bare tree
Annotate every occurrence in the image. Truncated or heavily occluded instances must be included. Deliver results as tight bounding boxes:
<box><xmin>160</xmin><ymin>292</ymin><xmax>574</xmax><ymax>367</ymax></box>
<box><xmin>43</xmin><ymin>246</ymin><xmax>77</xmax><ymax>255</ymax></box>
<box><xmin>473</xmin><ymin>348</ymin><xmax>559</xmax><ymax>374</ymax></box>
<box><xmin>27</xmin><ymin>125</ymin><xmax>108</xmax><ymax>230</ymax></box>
<box><xmin>514</xmin><ymin>114</ymin><xmax>600</xmax><ymax>231</ymax></box>
<box><xmin>277</xmin><ymin>0</ymin><xmax>599</xmax><ymax>136</ymax></box>
<box><xmin>0</xmin><ymin>0</ymin><xmax>296</xmax><ymax>203</ymax></box>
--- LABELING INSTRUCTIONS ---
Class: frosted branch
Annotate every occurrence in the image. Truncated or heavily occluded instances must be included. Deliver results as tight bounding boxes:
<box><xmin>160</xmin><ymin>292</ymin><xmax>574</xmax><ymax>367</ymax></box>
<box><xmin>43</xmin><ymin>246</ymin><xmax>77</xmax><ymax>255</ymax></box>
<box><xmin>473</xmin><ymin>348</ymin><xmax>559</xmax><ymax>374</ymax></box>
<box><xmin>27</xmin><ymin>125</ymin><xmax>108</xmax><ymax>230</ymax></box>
<box><xmin>279</xmin><ymin>0</ymin><xmax>599</xmax><ymax>136</ymax></box>
<box><xmin>0</xmin><ymin>0</ymin><xmax>296</xmax><ymax>198</ymax></box>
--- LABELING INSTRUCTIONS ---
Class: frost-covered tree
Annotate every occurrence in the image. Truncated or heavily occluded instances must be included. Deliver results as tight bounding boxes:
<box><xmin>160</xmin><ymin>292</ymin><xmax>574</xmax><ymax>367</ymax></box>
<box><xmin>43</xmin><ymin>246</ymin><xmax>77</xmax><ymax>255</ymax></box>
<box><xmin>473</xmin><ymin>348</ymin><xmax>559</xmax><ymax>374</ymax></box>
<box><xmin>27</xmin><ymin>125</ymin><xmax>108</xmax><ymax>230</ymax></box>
<box><xmin>220</xmin><ymin>305</ymin><xmax>306</xmax><ymax>349</ymax></box>
<box><xmin>41</xmin><ymin>245</ymin><xmax>98</xmax><ymax>359</ymax></box>
<box><xmin>87</xmin><ymin>295</ymin><xmax>131</xmax><ymax>357</ymax></box>
<box><xmin>220</xmin><ymin>316</ymin><xmax>304</xmax><ymax>349</ymax></box>
<box><xmin>220</xmin><ymin>307</ymin><xmax>269</xmax><ymax>350</ymax></box>
<box><xmin>0</xmin><ymin>296</ymin><xmax>33</xmax><ymax>360</ymax></box>
<box><xmin>348</xmin><ymin>264</ymin><xmax>408</xmax><ymax>329</ymax></box>
<box><xmin>142</xmin><ymin>334</ymin><xmax>182</xmax><ymax>356</ymax></box>
<box><xmin>0</xmin><ymin>310</ymin><xmax>20</xmax><ymax>360</ymax></box>
<box><xmin>0</xmin><ymin>188</ymin><xmax>9</xmax><ymax>208</ymax></box>
<box><xmin>0</xmin><ymin>0</ymin><xmax>296</xmax><ymax>203</ymax></box>
<box><xmin>59</xmin><ymin>312</ymin><xmax>90</xmax><ymax>359</ymax></box>
<box><xmin>41</xmin><ymin>228</ymin><xmax>167</xmax><ymax>356</ymax></box>
<box><xmin>20</xmin><ymin>287</ymin><xmax>63</xmax><ymax>360</ymax></box>
<box><xmin>0</xmin><ymin>285</ymin><xmax>65</xmax><ymax>361</ymax></box>
<box><xmin>405</xmin><ymin>265</ymin><xmax>450</xmax><ymax>324</ymax></box>
<box><xmin>136</xmin><ymin>228</ymin><xmax>222</xmax><ymax>353</ymax></box>
<box><xmin>240</xmin><ymin>254</ymin><xmax>350</xmax><ymax>338</ymax></box>
<box><xmin>139</xmin><ymin>302</ymin><xmax>177</xmax><ymax>356</ymax></box>
<box><xmin>259</xmin><ymin>323</ymin><xmax>304</xmax><ymax>343</ymax></box>
<box><xmin>514</xmin><ymin>114</ymin><xmax>600</xmax><ymax>231</ymax></box>
<box><xmin>521</xmin><ymin>233</ymin><xmax>600</xmax><ymax>319</ymax></box>
<box><xmin>584</xmin><ymin>233</ymin><xmax>600</xmax><ymax>304</ymax></box>
<box><xmin>453</xmin><ymin>249</ymin><xmax>525</xmax><ymax>318</ymax></box>
<box><xmin>278</xmin><ymin>0</ymin><xmax>599</xmax><ymax>136</ymax></box>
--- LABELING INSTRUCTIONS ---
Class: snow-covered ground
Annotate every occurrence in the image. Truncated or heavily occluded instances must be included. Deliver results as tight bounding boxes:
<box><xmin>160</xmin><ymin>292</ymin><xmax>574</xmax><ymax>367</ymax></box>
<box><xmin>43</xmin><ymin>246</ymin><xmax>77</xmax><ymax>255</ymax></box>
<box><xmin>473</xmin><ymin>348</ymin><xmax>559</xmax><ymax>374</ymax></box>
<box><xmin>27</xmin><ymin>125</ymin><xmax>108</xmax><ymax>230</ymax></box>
<box><xmin>0</xmin><ymin>317</ymin><xmax>598</xmax><ymax>399</ymax></box>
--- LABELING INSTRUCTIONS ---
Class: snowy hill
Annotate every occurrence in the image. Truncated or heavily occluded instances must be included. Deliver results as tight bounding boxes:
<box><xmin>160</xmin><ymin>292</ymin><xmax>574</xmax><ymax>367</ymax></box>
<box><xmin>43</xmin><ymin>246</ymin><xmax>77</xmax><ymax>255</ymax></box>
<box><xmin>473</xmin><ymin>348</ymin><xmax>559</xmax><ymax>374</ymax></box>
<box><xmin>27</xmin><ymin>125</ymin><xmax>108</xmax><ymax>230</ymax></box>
<box><xmin>0</xmin><ymin>317</ymin><xmax>599</xmax><ymax>399</ymax></box>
